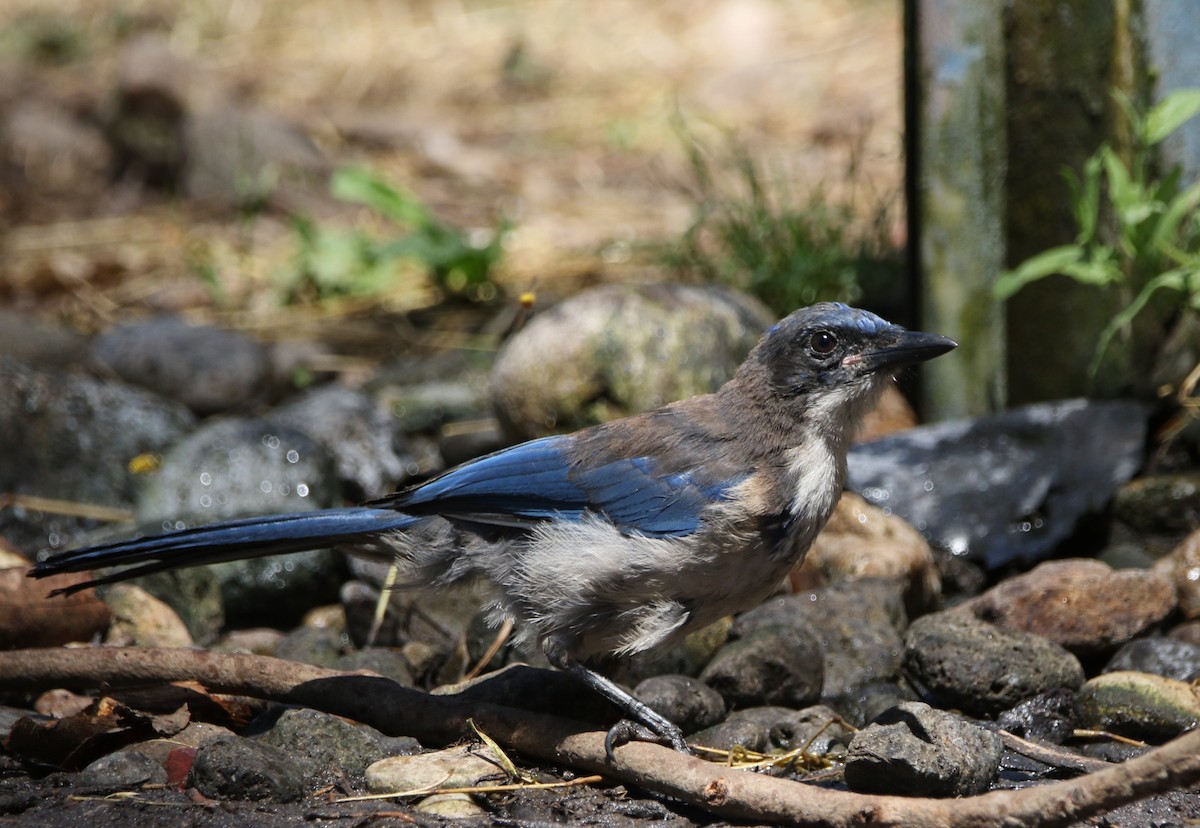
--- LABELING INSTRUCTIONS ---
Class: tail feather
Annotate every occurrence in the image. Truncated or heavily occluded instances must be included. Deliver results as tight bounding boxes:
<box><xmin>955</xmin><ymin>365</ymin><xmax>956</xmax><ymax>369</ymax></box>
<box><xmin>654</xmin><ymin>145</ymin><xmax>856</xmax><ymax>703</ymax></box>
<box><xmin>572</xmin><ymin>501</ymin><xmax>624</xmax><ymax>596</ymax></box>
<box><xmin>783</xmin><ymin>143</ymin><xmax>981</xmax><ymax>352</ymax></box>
<box><xmin>30</xmin><ymin>507</ymin><xmax>418</xmax><ymax>596</ymax></box>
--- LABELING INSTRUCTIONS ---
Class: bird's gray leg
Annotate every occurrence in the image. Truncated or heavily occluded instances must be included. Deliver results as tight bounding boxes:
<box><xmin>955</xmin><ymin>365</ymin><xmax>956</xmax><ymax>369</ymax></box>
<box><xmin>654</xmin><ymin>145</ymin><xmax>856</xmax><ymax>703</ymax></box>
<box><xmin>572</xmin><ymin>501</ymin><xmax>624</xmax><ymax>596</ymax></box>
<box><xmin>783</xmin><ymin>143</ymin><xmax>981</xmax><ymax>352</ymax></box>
<box><xmin>544</xmin><ymin>646</ymin><xmax>691</xmax><ymax>759</ymax></box>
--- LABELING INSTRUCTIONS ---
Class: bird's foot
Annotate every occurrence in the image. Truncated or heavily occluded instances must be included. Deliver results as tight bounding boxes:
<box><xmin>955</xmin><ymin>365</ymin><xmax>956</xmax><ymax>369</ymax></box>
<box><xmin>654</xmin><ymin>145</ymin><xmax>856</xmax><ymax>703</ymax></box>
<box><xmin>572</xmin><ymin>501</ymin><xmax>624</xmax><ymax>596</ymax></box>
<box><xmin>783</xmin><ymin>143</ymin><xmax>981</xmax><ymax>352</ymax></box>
<box><xmin>604</xmin><ymin>718</ymin><xmax>691</xmax><ymax>761</ymax></box>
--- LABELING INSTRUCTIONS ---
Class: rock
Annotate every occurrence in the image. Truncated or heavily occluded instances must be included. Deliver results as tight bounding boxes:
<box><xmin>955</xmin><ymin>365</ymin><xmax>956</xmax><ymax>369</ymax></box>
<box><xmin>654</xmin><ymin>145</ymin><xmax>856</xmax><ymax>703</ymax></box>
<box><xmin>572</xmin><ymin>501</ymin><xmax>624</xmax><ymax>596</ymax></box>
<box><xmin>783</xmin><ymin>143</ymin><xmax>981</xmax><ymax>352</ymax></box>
<box><xmin>87</xmin><ymin>318</ymin><xmax>274</xmax><ymax>415</ymax></box>
<box><xmin>269</xmin><ymin>384</ymin><xmax>417</xmax><ymax>500</ymax></box>
<box><xmin>904</xmin><ymin>611</ymin><xmax>1084</xmax><ymax>716</ymax></box>
<box><xmin>333</xmin><ymin>647</ymin><xmax>415</xmax><ymax>687</ymax></box>
<box><xmin>689</xmin><ymin>715</ymin><xmax>770</xmax><ymax>753</ymax></box>
<box><xmin>416</xmin><ymin>792</ymin><xmax>486</xmax><ymax>817</ymax></box>
<box><xmin>250</xmin><ymin>707</ymin><xmax>388</xmax><ymax>788</ymax></box>
<box><xmin>1077</xmin><ymin>671</ymin><xmax>1200</xmax><ymax>742</ymax></box>
<box><xmin>135</xmin><ymin>567</ymin><xmax>224</xmax><ymax>646</ymax></box>
<box><xmin>844</xmin><ymin>702</ymin><xmax>1003</xmax><ymax>797</ymax></box>
<box><xmin>365</xmin><ymin>744</ymin><xmax>507</xmax><ymax>794</ymax></box>
<box><xmin>214</xmin><ymin>627</ymin><xmax>285</xmax><ymax>655</ymax></box>
<box><xmin>1155</xmin><ymin>528</ymin><xmax>1200</xmax><ymax>619</ymax></box>
<box><xmin>732</xmin><ymin>579</ymin><xmax>906</xmax><ymax>705</ymax></box>
<box><xmin>1115</xmin><ymin>473</ymin><xmax>1200</xmax><ymax>535</ymax></box>
<box><xmin>847</xmin><ymin>399</ymin><xmax>1148</xmax><ymax>569</ymax></box>
<box><xmin>136</xmin><ymin>417</ymin><xmax>344</xmax><ymax>626</ymax></box>
<box><xmin>765</xmin><ymin>704</ymin><xmax>854</xmax><ymax>757</ymax></box>
<box><xmin>77</xmin><ymin>751</ymin><xmax>167</xmax><ymax>790</ymax></box>
<box><xmin>1104</xmin><ymin>638</ymin><xmax>1200</xmax><ymax>682</ymax></box>
<box><xmin>699</xmin><ymin>625</ymin><xmax>823</xmax><ymax>709</ymax></box>
<box><xmin>102</xmin><ymin>583</ymin><xmax>193</xmax><ymax>648</ymax></box>
<box><xmin>633</xmin><ymin>675</ymin><xmax>726</xmax><ymax>735</ymax></box>
<box><xmin>795</xmin><ymin>492</ymin><xmax>940</xmax><ymax>616</ymax></box>
<box><xmin>0</xmin><ymin>359</ymin><xmax>195</xmax><ymax>553</ymax></box>
<box><xmin>996</xmin><ymin>688</ymin><xmax>1079</xmax><ymax>744</ymax></box>
<box><xmin>0</xmin><ymin>309</ymin><xmax>86</xmax><ymax>369</ymax></box>
<box><xmin>189</xmin><ymin>735</ymin><xmax>306</xmax><ymax>802</ymax></box>
<box><xmin>958</xmin><ymin>559</ymin><xmax>1176</xmax><ymax>658</ymax></box>
<box><xmin>272</xmin><ymin>625</ymin><xmax>348</xmax><ymax>669</ymax></box>
<box><xmin>372</xmin><ymin>375</ymin><xmax>492</xmax><ymax>435</ymax></box>
<box><xmin>490</xmin><ymin>284</ymin><xmax>774</xmax><ymax>440</ymax></box>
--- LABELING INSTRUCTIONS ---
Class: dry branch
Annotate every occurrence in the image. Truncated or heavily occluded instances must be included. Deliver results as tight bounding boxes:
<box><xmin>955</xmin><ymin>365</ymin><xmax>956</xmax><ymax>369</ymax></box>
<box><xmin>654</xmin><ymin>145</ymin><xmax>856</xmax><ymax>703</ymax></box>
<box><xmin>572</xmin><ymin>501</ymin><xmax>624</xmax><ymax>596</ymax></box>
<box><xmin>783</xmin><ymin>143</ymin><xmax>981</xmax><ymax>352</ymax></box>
<box><xmin>1</xmin><ymin>646</ymin><xmax>1197</xmax><ymax>827</ymax></box>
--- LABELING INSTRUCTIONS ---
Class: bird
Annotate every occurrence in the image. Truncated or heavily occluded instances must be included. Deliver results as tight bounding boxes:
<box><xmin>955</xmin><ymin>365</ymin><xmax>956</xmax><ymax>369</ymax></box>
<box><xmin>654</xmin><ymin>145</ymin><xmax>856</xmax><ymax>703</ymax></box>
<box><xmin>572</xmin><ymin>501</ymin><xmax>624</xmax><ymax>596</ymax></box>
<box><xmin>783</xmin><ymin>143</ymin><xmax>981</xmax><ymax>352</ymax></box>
<box><xmin>31</xmin><ymin>302</ymin><xmax>955</xmax><ymax>756</ymax></box>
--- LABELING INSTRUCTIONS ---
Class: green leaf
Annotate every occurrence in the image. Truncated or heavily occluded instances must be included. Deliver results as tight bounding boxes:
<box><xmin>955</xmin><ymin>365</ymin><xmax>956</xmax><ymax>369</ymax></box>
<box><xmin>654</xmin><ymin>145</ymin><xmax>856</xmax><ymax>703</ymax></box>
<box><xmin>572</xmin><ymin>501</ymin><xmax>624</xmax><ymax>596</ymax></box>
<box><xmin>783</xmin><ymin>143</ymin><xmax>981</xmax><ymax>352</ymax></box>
<box><xmin>1144</xmin><ymin>89</ymin><xmax>1200</xmax><ymax>145</ymax></box>
<box><xmin>332</xmin><ymin>167</ymin><xmax>430</xmax><ymax>227</ymax></box>
<box><xmin>1152</xmin><ymin>178</ymin><xmax>1200</xmax><ymax>255</ymax></box>
<box><xmin>1089</xmin><ymin>268</ymin><xmax>1189</xmax><ymax>376</ymax></box>
<box><xmin>994</xmin><ymin>245</ymin><xmax>1084</xmax><ymax>299</ymax></box>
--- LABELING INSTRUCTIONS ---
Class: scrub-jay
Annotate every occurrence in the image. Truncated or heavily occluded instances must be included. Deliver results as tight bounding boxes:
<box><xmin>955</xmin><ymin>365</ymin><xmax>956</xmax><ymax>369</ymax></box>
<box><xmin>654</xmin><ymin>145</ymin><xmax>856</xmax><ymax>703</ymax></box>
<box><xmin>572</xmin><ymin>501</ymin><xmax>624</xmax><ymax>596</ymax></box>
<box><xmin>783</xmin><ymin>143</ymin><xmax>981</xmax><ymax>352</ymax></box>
<box><xmin>32</xmin><ymin>302</ymin><xmax>955</xmax><ymax>755</ymax></box>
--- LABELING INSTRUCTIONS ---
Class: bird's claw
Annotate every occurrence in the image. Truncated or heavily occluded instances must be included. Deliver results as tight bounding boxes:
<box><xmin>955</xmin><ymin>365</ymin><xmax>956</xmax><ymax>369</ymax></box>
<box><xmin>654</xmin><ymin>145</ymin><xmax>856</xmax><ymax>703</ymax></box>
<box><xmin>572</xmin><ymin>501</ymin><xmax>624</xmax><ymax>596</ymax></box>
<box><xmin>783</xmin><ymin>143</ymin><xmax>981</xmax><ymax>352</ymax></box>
<box><xmin>603</xmin><ymin>718</ymin><xmax>691</xmax><ymax>761</ymax></box>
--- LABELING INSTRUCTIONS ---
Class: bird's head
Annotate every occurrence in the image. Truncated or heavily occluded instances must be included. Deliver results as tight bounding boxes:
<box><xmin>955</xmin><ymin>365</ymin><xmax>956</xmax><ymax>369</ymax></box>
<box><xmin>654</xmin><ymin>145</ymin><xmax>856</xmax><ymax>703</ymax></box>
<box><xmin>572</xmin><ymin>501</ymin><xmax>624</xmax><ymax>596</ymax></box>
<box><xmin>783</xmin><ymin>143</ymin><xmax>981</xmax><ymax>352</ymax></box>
<box><xmin>738</xmin><ymin>302</ymin><xmax>956</xmax><ymax>411</ymax></box>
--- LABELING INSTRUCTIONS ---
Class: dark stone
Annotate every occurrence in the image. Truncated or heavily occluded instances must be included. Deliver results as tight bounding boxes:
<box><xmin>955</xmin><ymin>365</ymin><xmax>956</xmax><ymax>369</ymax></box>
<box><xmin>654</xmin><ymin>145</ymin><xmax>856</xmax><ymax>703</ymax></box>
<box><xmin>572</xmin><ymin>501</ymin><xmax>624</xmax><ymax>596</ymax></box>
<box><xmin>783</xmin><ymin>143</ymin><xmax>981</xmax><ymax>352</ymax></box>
<box><xmin>847</xmin><ymin>399</ymin><xmax>1148</xmax><ymax>569</ymax></box>
<box><xmin>699</xmin><ymin>625</ymin><xmax>823</xmax><ymax>709</ymax></box>
<box><xmin>189</xmin><ymin>735</ymin><xmax>306</xmax><ymax>802</ymax></box>
<box><xmin>844</xmin><ymin>702</ymin><xmax>1003</xmax><ymax>797</ymax></box>
<box><xmin>996</xmin><ymin>688</ymin><xmax>1080</xmax><ymax>744</ymax></box>
<box><xmin>836</xmin><ymin>679</ymin><xmax>921</xmax><ymax>729</ymax></box>
<box><xmin>632</xmin><ymin>674</ymin><xmax>726</xmax><ymax>734</ymax></box>
<box><xmin>1</xmin><ymin>358</ymin><xmax>195</xmax><ymax>553</ymax></box>
<box><xmin>249</xmin><ymin>707</ymin><xmax>387</xmax><ymax>788</ymax></box>
<box><xmin>904</xmin><ymin>611</ymin><xmax>1084</xmax><ymax>716</ymax></box>
<box><xmin>1104</xmin><ymin>637</ymin><xmax>1200</xmax><ymax>682</ymax></box>
<box><xmin>88</xmin><ymin>318</ymin><xmax>274</xmax><ymax>415</ymax></box>
<box><xmin>77</xmin><ymin>751</ymin><xmax>167</xmax><ymax>789</ymax></box>
<box><xmin>765</xmin><ymin>704</ymin><xmax>853</xmax><ymax>757</ymax></box>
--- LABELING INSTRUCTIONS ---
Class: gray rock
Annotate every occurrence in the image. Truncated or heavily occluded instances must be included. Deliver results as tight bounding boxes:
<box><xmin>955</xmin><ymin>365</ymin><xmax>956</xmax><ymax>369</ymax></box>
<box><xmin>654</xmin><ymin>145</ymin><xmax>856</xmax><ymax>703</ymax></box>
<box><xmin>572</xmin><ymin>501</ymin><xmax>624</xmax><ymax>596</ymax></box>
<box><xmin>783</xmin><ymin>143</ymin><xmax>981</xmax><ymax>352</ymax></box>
<box><xmin>375</xmin><ymin>377</ymin><xmax>491</xmax><ymax>435</ymax></box>
<box><xmin>490</xmin><ymin>284</ymin><xmax>774</xmax><ymax>440</ymax></box>
<box><xmin>189</xmin><ymin>735</ymin><xmax>306</xmax><ymax>802</ymax></box>
<box><xmin>699</xmin><ymin>625</ymin><xmax>823</xmax><ymax>709</ymax></box>
<box><xmin>687</xmin><ymin>706</ymin><xmax>787</xmax><ymax>753</ymax></box>
<box><xmin>334</xmin><ymin>647</ymin><xmax>415</xmax><ymax>688</ymax></box>
<box><xmin>1104</xmin><ymin>637</ymin><xmax>1200</xmax><ymax>682</ymax></box>
<box><xmin>732</xmin><ymin>579</ymin><xmax>907</xmax><ymax>704</ymax></box>
<box><xmin>847</xmin><ymin>399</ymin><xmax>1148</xmax><ymax>569</ymax></box>
<box><xmin>835</xmin><ymin>680</ymin><xmax>921</xmax><ymax>729</ymax></box>
<box><xmin>765</xmin><ymin>704</ymin><xmax>853</xmax><ymax>757</ymax></box>
<box><xmin>269</xmin><ymin>385</ymin><xmax>417</xmax><ymax>500</ymax></box>
<box><xmin>633</xmin><ymin>674</ymin><xmax>726</xmax><ymax>734</ymax></box>
<box><xmin>845</xmin><ymin>702</ymin><xmax>1003</xmax><ymax>797</ymax></box>
<box><xmin>1114</xmin><ymin>473</ymin><xmax>1200</xmax><ymax>535</ymax></box>
<box><xmin>272</xmin><ymin>625</ymin><xmax>348</xmax><ymax>669</ymax></box>
<box><xmin>904</xmin><ymin>611</ymin><xmax>1084</xmax><ymax>716</ymax></box>
<box><xmin>250</xmin><ymin>707</ymin><xmax>387</xmax><ymax>788</ymax></box>
<box><xmin>365</xmin><ymin>744</ymin><xmax>505</xmax><ymax>794</ymax></box>
<box><xmin>136</xmin><ymin>417</ymin><xmax>344</xmax><ymax>626</ymax></box>
<box><xmin>1</xmin><ymin>358</ymin><xmax>195</xmax><ymax>552</ymax></box>
<box><xmin>88</xmin><ymin>318</ymin><xmax>274</xmax><ymax>415</ymax></box>
<box><xmin>1077</xmin><ymin>671</ymin><xmax>1200</xmax><ymax>742</ymax></box>
<box><xmin>77</xmin><ymin>751</ymin><xmax>167</xmax><ymax>789</ymax></box>
<box><xmin>608</xmin><ymin>617</ymin><xmax>732</xmax><ymax>686</ymax></box>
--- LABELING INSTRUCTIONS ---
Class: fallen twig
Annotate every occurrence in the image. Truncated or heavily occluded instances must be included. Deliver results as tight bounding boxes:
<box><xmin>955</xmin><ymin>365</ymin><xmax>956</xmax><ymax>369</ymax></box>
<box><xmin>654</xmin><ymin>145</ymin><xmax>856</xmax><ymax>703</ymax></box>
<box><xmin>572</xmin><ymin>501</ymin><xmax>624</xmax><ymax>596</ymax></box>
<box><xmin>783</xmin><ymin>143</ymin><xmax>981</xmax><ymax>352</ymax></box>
<box><xmin>1</xmin><ymin>647</ymin><xmax>1198</xmax><ymax>827</ymax></box>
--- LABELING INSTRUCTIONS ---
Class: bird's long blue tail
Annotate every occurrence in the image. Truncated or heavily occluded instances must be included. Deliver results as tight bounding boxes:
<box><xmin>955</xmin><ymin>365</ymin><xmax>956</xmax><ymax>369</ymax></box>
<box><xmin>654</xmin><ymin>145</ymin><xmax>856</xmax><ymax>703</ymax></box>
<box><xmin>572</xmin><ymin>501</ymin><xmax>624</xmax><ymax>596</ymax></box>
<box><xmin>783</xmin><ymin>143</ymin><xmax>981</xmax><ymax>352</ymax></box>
<box><xmin>29</xmin><ymin>507</ymin><xmax>419</xmax><ymax>596</ymax></box>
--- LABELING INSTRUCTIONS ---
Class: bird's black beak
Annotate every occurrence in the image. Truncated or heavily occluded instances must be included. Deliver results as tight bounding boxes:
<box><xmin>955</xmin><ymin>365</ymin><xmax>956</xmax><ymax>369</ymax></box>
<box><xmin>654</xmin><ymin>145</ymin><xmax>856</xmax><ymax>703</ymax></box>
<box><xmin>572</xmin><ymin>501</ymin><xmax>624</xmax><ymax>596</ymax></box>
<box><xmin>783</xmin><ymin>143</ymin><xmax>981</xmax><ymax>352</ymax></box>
<box><xmin>859</xmin><ymin>329</ymin><xmax>957</xmax><ymax>373</ymax></box>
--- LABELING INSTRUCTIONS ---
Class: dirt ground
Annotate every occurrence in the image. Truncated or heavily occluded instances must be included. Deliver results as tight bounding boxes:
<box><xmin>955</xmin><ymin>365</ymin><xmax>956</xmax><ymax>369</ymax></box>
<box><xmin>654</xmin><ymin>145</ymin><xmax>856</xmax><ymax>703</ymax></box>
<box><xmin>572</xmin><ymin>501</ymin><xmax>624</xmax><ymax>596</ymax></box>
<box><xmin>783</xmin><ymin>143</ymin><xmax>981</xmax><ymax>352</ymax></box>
<box><xmin>0</xmin><ymin>0</ymin><xmax>901</xmax><ymax>342</ymax></box>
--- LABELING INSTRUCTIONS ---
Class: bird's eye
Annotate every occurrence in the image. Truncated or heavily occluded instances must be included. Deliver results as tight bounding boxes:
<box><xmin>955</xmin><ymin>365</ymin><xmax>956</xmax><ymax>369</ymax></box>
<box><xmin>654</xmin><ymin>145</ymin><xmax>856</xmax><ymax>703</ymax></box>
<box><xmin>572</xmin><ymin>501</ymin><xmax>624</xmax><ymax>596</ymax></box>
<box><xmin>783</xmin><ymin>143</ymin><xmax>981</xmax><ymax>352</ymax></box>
<box><xmin>808</xmin><ymin>330</ymin><xmax>838</xmax><ymax>357</ymax></box>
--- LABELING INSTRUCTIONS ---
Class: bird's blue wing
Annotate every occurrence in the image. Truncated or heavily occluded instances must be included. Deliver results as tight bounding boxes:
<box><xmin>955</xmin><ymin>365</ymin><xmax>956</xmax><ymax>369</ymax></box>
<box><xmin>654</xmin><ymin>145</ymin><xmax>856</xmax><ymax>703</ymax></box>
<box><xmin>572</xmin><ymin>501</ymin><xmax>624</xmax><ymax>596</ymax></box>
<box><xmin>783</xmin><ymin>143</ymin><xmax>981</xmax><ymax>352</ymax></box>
<box><xmin>386</xmin><ymin>435</ymin><xmax>744</xmax><ymax>536</ymax></box>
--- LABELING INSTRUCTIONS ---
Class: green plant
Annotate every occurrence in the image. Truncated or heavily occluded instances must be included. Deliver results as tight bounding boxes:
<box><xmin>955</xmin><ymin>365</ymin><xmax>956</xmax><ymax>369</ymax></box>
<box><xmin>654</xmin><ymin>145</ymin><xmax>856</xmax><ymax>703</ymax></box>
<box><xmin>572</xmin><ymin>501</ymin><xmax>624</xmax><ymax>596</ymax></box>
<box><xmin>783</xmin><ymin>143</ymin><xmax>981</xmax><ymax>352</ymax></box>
<box><xmin>280</xmin><ymin>167</ymin><xmax>506</xmax><ymax>304</ymax></box>
<box><xmin>995</xmin><ymin>88</ymin><xmax>1200</xmax><ymax>376</ymax></box>
<box><xmin>664</xmin><ymin>117</ymin><xmax>900</xmax><ymax>315</ymax></box>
